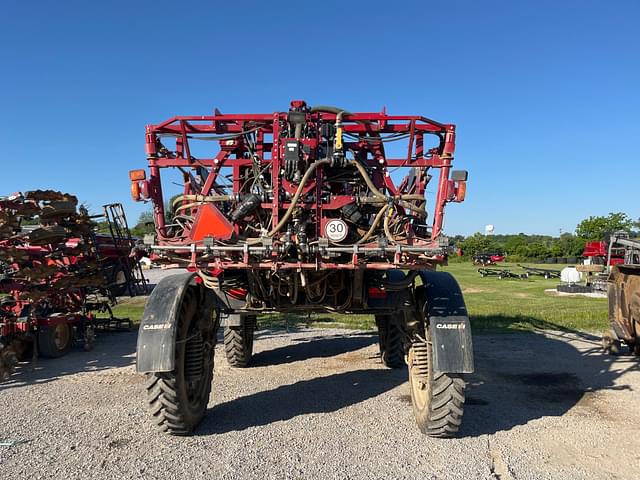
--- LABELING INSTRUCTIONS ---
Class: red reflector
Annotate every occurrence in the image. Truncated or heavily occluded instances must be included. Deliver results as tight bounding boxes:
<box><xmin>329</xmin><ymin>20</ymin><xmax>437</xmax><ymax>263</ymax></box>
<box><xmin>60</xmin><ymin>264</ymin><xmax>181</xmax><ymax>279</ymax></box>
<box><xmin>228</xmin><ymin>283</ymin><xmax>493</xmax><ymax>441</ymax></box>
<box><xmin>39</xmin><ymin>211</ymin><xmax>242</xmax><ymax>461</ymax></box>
<box><xmin>194</xmin><ymin>276</ymin><xmax>203</xmax><ymax>284</ymax></box>
<box><xmin>368</xmin><ymin>287</ymin><xmax>387</xmax><ymax>299</ymax></box>
<box><xmin>227</xmin><ymin>288</ymin><xmax>247</xmax><ymax>299</ymax></box>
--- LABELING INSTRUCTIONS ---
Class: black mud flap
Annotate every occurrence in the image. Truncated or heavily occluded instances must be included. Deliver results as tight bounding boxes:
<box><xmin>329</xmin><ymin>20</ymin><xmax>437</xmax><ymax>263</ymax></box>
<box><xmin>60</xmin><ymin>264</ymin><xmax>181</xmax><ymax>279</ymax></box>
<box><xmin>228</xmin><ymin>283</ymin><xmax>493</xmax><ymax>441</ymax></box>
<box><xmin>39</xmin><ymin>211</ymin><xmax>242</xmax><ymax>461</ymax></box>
<box><xmin>418</xmin><ymin>270</ymin><xmax>474</xmax><ymax>374</ymax></box>
<box><xmin>220</xmin><ymin>313</ymin><xmax>243</xmax><ymax>327</ymax></box>
<box><xmin>136</xmin><ymin>272</ymin><xmax>196</xmax><ymax>373</ymax></box>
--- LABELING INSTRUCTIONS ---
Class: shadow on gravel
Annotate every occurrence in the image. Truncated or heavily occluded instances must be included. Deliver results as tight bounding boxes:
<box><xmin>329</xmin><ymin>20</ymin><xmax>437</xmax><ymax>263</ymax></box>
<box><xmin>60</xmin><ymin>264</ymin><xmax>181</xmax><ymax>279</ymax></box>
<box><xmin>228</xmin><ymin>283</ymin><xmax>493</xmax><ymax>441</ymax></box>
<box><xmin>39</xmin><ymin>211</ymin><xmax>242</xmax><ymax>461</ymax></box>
<box><xmin>460</xmin><ymin>316</ymin><xmax>640</xmax><ymax>437</ymax></box>
<box><xmin>201</xmin><ymin>318</ymin><xmax>639</xmax><ymax>437</ymax></box>
<box><xmin>199</xmin><ymin>367</ymin><xmax>406</xmax><ymax>434</ymax></box>
<box><xmin>0</xmin><ymin>331</ymin><xmax>137</xmax><ymax>389</ymax></box>
<box><xmin>252</xmin><ymin>332</ymin><xmax>377</xmax><ymax>366</ymax></box>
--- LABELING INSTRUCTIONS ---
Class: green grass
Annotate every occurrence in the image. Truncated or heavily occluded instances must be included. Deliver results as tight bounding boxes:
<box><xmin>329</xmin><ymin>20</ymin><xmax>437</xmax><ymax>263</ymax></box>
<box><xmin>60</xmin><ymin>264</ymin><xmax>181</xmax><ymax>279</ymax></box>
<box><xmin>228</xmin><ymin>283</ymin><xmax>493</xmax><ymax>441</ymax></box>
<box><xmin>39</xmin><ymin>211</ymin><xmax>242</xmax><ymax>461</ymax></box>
<box><xmin>107</xmin><ymin>297</ymin><xmax>146</xmax><ymax>324</ymax></box>
<box><xmin>107</xmin><ymin>263</ymin><xmax>609</xmax><ymax>334</ymax></box>
<box><xmin>443</xmin><ymin>262</ymin><xmax>608</xmax><ymax>333</ymax></box>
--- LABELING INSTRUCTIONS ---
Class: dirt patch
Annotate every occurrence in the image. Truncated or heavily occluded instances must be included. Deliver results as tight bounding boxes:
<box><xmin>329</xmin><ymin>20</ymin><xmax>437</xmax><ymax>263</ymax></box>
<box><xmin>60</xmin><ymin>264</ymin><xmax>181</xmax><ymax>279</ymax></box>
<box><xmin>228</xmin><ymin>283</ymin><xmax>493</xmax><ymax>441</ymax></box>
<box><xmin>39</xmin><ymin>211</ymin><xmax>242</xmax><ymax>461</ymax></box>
<box><xmin>115</xmin><ymin>296</ymin><xmax>148</xmax><ymax>306</ymax></box>
<box><xmin>574</xmin><ymin>391</ymin><xmax>617</xmax><ymax>421</ymax></box>
<box><xmin>463</xmin><ymin>287</ymin><xmax>486</xmax><ymax>294</ymax></box>
<box><xmin>544</xmin><ymin>288</ymin><xmax>607</xmax><ymax>299</ymax></box>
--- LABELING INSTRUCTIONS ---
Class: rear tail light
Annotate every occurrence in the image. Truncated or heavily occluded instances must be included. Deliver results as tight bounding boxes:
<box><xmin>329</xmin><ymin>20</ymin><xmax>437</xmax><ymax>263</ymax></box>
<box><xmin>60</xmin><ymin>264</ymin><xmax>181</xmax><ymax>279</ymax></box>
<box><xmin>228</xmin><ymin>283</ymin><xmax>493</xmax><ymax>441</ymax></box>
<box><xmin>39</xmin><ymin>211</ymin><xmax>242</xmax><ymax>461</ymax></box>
<box><xmin>368</xmin><ymin>287</ymin><xmax>387</xmax><ymax>299</ymax></box>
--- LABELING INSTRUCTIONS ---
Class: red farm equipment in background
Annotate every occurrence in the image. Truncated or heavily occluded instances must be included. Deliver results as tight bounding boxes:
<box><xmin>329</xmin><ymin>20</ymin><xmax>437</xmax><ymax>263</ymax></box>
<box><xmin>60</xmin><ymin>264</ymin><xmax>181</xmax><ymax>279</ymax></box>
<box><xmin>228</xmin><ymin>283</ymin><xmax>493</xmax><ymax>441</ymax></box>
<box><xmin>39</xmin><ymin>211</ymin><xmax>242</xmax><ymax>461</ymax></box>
<box><xmin>583</xmin><ymin>240</ymin><xmax>625</xmax><ymax>266</ymax></box>
<box><xmin>132</xmin><ymin>100</ymin><xmax>472</xmax><ymax>437</ymax></box>
<box><xmin>472</xmin><ymin>253</ymin><xmax>505</xmax><ymax>266</ymax></box>
<box><xmin>0</xmin><ymin>193</ymin><xmax>145</xmax><ymax>380</ymax></box>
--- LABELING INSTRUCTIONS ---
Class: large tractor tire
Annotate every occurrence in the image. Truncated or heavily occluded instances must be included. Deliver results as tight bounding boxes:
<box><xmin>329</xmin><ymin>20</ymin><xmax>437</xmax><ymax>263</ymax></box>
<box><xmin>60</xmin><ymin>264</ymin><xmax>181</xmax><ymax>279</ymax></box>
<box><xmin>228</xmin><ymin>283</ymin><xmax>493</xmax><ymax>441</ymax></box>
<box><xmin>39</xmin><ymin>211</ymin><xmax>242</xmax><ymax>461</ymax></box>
<box><xmin>224</xmin><ymin>315</ymin><xmax>256</xmax><ymax>368</ymax></box>
<box><xmin>38</xmin><ymin>323</ymin><xmax>73</xmax><ymax>358</ymax></box>
<box><xmin>375</xmin><ymin>314</ymin><xmax>405</xmax><ymax>368</ymax></box>
<box><xmin>408</xmin><ymin>336</ymin><xmax>465</xmax><ymax>437</ymax></box>
<box><xmin>145</xmin><ymin>287</ymin><xmax>216</xmax><ymax>435</ymax></box>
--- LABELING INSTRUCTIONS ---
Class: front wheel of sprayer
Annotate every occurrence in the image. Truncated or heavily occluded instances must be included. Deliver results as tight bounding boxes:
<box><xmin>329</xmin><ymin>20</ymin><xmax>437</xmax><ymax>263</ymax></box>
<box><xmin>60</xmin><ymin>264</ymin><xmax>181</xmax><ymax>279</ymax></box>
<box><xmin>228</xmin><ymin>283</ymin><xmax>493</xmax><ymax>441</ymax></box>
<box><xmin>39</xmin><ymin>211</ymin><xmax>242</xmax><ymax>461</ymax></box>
<box><xmin>406</xmin><ymin>270</ymin><xmax>473</xmax><ymax>437</ymax></box>
<box><xmin>408</xmin><ymin>336</ymin><xmax>466</xmax><ymax>437</ymax></box>
<box><xmin>145</xmin><ymin>287</ymin><xmax>216</xmax><ymax>435</ymax></box>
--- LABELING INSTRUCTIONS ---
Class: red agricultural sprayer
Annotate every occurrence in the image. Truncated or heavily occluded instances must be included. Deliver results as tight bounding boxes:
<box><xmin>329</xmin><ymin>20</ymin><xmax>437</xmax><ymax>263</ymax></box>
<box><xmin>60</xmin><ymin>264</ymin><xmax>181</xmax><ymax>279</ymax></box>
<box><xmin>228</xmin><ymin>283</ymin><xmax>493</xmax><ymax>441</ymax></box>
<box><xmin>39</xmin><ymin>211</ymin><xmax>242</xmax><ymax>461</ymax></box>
<box><xmin>132</xmin><ymin>100</ymin><xmax>473</xmax><ymax>437</ymax></box>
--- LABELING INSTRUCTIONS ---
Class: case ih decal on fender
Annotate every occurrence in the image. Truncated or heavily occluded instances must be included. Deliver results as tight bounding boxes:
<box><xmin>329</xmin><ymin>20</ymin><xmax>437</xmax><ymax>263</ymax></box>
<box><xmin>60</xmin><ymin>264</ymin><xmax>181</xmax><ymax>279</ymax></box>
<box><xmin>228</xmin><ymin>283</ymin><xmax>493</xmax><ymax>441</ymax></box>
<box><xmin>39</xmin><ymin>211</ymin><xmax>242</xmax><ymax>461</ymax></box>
<box><xmin>142</xmin><ymin>323</ymin><xmax>172</xmax><ymax>330</ymax></box>
<box><xmin>436</xmin><ymin>322</ymin><xmax>466</xmax><ymax>330</ymax></box>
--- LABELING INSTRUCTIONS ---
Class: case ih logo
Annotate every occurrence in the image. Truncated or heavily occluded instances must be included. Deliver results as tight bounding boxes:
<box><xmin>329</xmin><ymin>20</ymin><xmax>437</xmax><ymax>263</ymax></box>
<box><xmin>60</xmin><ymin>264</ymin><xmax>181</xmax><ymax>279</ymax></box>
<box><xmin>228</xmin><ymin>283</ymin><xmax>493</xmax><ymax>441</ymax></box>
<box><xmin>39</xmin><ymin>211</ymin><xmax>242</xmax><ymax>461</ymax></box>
<box><xmin>142</xmin><ymin>323</ymin><xmax>171</xmax><ymax>330</ymax></box>
<box><xmin>435</xmin><ymin>323</ymin><xmax>466</xmax><ymax>330</ymax></box>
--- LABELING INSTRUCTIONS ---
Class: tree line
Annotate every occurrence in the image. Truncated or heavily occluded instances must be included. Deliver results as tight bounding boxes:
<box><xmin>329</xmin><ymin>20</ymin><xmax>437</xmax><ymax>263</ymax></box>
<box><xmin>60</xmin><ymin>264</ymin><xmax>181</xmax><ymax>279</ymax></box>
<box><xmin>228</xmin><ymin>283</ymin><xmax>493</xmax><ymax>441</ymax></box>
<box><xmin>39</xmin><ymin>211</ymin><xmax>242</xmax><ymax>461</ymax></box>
<box><xmin>452</xmin><ymin>212</ymin><xmax>638</xmax><ymax>261</ymax></box>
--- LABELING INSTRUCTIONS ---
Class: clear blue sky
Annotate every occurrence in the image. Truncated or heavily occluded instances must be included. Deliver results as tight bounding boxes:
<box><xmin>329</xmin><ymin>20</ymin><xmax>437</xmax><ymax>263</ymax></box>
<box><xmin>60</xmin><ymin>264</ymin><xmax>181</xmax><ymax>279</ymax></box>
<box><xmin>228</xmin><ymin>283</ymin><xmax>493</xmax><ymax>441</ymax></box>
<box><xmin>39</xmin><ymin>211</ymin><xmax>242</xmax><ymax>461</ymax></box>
<box><xmin>1</xmin><ymin>1</ymin><xmax>638</xmax><ymax>236</ymax></box>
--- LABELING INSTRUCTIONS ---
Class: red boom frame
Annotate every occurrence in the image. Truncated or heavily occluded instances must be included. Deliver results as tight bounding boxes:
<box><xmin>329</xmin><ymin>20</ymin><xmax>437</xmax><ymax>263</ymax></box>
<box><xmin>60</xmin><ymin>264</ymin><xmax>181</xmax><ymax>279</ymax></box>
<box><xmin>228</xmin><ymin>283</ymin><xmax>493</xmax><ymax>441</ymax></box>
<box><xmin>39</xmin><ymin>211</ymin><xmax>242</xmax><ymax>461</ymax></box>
<box><xmin>132</xmin><ymin>101</ymin><xmax>466</xmax><ymax>272</ymax></box>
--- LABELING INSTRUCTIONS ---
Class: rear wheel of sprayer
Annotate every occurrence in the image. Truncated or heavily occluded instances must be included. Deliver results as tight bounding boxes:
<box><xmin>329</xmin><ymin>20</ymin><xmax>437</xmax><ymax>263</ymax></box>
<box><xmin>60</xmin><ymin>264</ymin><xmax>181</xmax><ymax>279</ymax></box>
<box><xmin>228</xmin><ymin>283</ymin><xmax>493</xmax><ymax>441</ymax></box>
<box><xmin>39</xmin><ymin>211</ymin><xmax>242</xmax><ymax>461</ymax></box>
<box><xmin>375</xmin><ymin>314</ymin><xmax>405</xmax><ymax>368</ymax></box>
<box><xmin>224</xmin><ymin>315</ymin><xmax>256</xmax><ymax>368</ymax></box>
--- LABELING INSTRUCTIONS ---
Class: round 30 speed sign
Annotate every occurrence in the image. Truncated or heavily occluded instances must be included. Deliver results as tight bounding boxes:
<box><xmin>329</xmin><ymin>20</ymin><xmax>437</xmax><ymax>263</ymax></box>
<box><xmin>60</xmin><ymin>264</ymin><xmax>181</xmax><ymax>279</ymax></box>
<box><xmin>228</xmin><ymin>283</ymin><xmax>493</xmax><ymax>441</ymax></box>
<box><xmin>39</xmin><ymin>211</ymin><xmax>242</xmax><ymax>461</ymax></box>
<box><xmin>325</xmin><ymin>219</ymin><xmax>348</xmax><ymax>242</ymax></box>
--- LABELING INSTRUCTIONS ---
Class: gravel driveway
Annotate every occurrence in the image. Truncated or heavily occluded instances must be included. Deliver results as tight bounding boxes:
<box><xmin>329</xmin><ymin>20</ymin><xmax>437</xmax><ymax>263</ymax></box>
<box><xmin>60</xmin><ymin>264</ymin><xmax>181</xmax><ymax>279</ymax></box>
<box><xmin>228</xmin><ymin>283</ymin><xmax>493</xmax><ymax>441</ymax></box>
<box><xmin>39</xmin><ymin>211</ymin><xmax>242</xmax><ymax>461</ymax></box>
<box><xmin>1</xmin><ymin>328</ymin><xmax>639</xmax><ymax>479</ymax></box>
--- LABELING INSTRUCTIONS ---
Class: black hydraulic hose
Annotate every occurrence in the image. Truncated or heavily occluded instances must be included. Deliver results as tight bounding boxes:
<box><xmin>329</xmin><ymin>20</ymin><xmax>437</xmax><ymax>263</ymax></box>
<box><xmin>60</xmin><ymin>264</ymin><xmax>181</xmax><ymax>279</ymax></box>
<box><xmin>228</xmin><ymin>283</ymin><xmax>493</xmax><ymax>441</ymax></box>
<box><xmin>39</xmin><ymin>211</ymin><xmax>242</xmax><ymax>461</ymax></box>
<box><xmin>355</xmin><ymin>204</ymin><xmax>388</xmax><ymax>245</ymax></box>
<box><xmin>348</xmin><ymin>161</ymin><xmax>426</xmax><ymax>217</ymax></box>
<box><xmin>309</xmin><ymin>105</ymin><xmax>353</xmax><ymax>116</ymax></box>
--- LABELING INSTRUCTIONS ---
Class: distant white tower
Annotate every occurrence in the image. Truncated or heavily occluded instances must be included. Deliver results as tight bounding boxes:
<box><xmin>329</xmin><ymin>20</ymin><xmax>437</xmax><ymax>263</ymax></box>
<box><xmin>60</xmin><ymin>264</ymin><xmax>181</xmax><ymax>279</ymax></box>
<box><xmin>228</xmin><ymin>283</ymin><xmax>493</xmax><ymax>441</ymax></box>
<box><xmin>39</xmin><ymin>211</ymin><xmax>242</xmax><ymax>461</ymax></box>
<box><xmin>485</xmin><ymin>224</ymin><xmax>495</xmax><ymax>236</ymax></box>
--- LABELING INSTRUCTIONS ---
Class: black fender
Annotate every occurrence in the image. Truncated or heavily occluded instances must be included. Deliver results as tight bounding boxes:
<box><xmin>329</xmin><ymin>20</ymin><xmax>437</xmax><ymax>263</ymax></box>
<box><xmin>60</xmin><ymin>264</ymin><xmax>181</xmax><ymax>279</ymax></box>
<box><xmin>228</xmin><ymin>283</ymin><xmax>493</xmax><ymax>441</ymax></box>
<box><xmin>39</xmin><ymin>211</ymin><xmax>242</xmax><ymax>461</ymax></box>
<box><xmin>417</xmin><ymin>270</ymin><xmax>474</xmax><ymax>374</ymax></box>
<box><xmin>136</xmin><ymin>272</ymin><xmax>196</xmax><ymax>373</ymax></box>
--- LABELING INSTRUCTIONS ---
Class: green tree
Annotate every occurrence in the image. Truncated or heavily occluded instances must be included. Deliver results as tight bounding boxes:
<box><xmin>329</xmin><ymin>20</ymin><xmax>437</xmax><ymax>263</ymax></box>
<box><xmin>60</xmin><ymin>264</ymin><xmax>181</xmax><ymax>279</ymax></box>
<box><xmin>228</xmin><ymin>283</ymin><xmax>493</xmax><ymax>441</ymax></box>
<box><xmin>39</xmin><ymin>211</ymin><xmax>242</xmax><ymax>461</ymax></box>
<box><xmin>130</xmin><ymin>211</ymin><xmax>156</xmax><ymax>238</ymax></box>
<box><xmin>94</xmin><ymin>221</ymin><xmax>112</xmax><ymax>234</ymax></box>
<box><xmin>527</xmin><ymin>241</ymin><xmax>550</xmax><ymax>259</ymax></box>
<box><xmin>504</xmin><ymin>235</ymin><xmax>527</xmax><ymax>255</ymax></box>
<box><xmin>575</xmin><ymin>212</ymin><xmax>633</xmax><ymax>240</ymax></box>
<box><xmin>459</xmin><ymin>233</ymin><xmax>501</xmax><ymax>256</ymax></box>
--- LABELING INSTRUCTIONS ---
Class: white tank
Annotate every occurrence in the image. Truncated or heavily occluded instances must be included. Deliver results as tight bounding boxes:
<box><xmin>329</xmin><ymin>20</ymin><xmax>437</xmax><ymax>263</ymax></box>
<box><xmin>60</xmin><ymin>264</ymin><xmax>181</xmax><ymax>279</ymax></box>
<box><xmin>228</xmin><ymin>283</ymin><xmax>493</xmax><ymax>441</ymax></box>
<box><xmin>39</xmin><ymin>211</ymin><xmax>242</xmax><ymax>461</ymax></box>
<box><xmin>560</xmin><ymin>267</ymin><xmax>582</xmax><ymax>284</ymax></box>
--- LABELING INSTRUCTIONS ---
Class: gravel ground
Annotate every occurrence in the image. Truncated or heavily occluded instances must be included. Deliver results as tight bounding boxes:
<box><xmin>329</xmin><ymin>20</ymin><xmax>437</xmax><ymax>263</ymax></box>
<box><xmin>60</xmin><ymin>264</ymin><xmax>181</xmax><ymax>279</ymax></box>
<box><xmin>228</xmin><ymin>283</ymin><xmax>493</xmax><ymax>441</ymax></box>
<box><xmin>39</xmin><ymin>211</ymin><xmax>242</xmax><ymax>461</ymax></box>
<box><xmin>1</xmin><ymin>327</ymin><xmax>639</xmax><ymax>479</ymax></box>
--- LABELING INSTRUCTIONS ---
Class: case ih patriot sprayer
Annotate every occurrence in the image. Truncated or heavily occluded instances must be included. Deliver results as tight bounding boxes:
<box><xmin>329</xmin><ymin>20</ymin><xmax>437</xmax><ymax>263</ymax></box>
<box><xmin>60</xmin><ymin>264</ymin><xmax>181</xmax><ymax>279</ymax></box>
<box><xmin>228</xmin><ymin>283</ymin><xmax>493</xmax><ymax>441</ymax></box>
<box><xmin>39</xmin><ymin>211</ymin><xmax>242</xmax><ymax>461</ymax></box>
<box><xmin>131</xmin><ymin>101</ymin><xmax>472</xmax><ymax>437</ymax></box>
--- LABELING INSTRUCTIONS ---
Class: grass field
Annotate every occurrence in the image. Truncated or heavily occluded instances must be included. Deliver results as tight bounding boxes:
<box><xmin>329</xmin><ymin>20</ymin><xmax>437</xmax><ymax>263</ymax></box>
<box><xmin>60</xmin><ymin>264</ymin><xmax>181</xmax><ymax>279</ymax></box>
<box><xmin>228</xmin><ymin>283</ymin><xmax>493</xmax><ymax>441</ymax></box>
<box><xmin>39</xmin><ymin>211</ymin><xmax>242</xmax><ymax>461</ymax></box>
<box><xmin>110</xmin><ymin>263</ymin><xmax>609</xmax><ymax>334</ymax></box>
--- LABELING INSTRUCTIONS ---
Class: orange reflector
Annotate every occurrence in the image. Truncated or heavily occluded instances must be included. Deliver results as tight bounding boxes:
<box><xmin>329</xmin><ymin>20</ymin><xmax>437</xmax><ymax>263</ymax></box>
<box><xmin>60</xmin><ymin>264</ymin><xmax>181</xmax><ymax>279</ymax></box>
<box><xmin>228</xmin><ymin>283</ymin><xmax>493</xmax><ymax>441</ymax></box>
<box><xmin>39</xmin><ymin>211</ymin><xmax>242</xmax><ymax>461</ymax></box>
<box><xmin>129</xmin><ymin>169</ymin><xmax>147</xmax><ymax>181</ymax></box>
<box><xmin>189</xmin><ymin>204</ymin><xmax>234</xmax><ymax>241</ymax></box>
<box><xmin>455</xmin><ymin>181</ymin><xmax>466</xmax><ymax>202</ymax></box>
<box><xmin>130</xmin><ymin>181</ymin><xmax>141</xmax><ymax>201</ymax></box>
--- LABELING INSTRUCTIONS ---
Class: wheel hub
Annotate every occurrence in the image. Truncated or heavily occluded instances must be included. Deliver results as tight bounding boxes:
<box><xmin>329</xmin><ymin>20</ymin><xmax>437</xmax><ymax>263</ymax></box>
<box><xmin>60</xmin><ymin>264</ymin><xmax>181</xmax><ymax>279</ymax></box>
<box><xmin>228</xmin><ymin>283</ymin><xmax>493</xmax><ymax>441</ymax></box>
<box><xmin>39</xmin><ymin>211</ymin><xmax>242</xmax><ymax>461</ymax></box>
<box><xmin>53</xmin><ymin>324</ymin><xmax>71</xmax><ymax>350</ymax></box>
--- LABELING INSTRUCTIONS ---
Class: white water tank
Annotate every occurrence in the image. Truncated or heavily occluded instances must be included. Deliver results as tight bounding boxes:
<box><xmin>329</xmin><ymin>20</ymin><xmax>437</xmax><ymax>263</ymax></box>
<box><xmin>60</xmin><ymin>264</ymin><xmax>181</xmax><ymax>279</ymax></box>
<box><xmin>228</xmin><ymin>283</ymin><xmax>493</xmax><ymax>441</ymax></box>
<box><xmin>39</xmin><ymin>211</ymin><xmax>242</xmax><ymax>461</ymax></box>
<box><xmin>560</xmin><ymin>267</ymin><xmax>582</xmax><ymax>284</ymax></box>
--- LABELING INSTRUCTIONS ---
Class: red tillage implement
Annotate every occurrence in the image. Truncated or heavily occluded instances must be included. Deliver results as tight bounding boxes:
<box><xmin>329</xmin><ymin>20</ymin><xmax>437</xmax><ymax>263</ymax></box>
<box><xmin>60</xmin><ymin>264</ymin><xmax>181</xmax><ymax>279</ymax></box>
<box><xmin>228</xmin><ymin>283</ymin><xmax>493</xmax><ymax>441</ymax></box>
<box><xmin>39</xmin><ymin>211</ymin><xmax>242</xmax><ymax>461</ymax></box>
<box><xmin>0</xmin><ymin>194</ymin><xmax>141</xmax><ymax>380</ymax></box>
